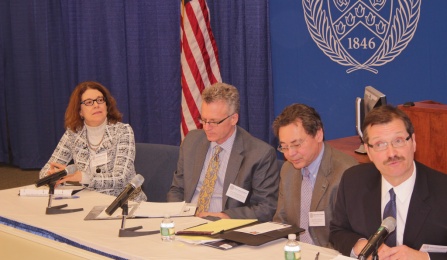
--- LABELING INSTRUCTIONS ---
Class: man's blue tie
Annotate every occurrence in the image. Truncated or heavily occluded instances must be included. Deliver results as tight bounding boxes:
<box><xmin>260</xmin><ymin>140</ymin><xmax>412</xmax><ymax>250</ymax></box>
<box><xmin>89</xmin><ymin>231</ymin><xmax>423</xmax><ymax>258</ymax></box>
<box><xmin>383</xmin><ymin>188</ymin><xmax>396</xmax><ymax>247</ymax></box>
<box><xmin>299</xmin><ymin>167</ymin><xmax>314</xmax><ymax>244</ymax></box>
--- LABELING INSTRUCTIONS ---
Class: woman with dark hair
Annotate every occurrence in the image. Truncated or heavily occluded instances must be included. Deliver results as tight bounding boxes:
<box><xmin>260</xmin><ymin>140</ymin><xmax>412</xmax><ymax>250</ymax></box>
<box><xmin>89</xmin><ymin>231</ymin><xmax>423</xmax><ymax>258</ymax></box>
<box><xmin>40</xmin><ymin>81</ymin><xmax>146</xmax><ymax>201</ymax></box>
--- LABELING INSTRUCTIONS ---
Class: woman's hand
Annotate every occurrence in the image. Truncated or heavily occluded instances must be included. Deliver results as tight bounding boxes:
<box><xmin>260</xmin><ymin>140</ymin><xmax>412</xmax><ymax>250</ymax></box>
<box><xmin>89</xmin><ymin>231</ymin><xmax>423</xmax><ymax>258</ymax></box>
<box><xmin>47</xmin><ymin>162</ymin><xmax>66</xmax><ymax>175</ymax></box>
<box><xmin>56</xmin><ymin>170</ymin><xmax>82</xmax><ymax>185</ymax></box>
<box><xmin>47</xmin><ymin>162</ymin><xmax>82</xmax><ymax>185</ymax></box>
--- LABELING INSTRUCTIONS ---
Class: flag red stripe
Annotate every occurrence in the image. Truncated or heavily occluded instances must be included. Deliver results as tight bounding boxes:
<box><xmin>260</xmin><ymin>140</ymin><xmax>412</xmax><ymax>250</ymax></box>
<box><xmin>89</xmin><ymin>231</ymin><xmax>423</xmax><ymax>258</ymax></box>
<box><xmin>181</xmin><ymin>71</ymin><xmax>201</xmax><ymax>126</ymax></box>
<box><xmin>198</xmin><ymin>0</ymin><xmax>220</xmax><ymax>79</ymax></box>
<box><xmin>181</xmin><ymin>0</ymin><xmax>221</xmax><ymax>138</ymax></box>
<box><xmin>184</xmin><ymin>3</ymin><xmax>217</xmax><ymax>86</ymax></box>
<box><xmin>181</xmin><ymin>25</ymin><xmax>205</xmax><ymax>93</ymax></box>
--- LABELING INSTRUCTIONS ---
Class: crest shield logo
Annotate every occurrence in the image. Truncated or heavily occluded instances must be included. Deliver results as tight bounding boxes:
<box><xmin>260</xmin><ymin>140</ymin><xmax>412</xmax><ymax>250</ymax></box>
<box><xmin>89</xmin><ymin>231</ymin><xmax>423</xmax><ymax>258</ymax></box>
<box><xmin>302</xmin><ymin>0</ymin><xmax>422</xmax><ymax>74</ymax></box>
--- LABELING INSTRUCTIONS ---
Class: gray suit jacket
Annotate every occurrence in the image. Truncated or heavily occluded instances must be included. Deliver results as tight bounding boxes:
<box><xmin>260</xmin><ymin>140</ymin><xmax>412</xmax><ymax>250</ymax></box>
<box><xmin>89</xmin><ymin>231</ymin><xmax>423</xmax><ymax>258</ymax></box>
<box><xmin>167</xmin><ymin>126</ymin><xmax>279</xmax><ymax>222</ymax></box>
<box><xmin>273</xmin><ymin>143</ymin><xmax>358</xmax><ymax>247</ymax></box>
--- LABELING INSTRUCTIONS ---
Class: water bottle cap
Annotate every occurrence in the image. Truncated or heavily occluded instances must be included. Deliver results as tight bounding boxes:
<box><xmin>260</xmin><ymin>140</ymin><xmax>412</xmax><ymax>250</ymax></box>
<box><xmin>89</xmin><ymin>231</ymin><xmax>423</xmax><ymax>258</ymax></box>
<box><xmin>288</xmin><ymin>234</ymin><xmax>296</xmax><ymax>240</ymax></box>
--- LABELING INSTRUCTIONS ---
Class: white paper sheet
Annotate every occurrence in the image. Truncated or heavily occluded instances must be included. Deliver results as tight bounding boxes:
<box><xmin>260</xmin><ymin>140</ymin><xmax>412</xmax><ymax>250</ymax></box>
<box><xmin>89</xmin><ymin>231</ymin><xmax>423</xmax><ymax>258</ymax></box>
<box><xmin>134</xmin><ymin>201</ymin><xmax>190</xmax><ymax>217</ymax></box>
<box><xmin>234</xmin><ymin>222</ymin><xmax>291</xmax><ymax>235</ymax></box>
<box><xmin>420</xmin><ymin>244</ymin><xmax>447</xmax><ymax>253</ymax></box>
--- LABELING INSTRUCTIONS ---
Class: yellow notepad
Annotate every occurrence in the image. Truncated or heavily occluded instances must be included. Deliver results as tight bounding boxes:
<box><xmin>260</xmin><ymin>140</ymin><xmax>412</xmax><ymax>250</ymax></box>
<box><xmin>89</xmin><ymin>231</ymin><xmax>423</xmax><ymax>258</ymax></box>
<box><xmin>177</xmin><ymin>219</ymin><xmax>257</xmax><ymax>242</ymax></box>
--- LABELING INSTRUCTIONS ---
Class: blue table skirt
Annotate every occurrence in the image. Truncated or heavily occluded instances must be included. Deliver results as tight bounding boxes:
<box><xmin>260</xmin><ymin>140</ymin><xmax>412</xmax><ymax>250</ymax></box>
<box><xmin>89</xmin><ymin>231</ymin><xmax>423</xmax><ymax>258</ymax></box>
<box><xmin>0</xmin><ymin>215</ymin><xmax>125</xmax><ymax>260</ymax></box>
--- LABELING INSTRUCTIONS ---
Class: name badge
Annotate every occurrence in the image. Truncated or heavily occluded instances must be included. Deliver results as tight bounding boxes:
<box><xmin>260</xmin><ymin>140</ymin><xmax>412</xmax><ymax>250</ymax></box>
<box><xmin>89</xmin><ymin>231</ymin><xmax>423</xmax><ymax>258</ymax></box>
<box><xmin>309</xmin><ymin>211</ymin><xmax>325</xmax><ymax>227</ymax></box>
<box><xmin>226</xmin><ymin>184</ymin><xmax>249</xmax><ymax>203</ymax></box>
<box><xmin>91</xmin><ymin>152</ymin><xmax>107</xmax><ymax>167</ymax></box>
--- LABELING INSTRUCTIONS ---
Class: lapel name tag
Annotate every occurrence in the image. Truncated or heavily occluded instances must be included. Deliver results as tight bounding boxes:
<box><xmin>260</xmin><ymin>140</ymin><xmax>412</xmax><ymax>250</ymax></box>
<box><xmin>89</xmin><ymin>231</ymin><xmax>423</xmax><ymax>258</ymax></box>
<box><xmin>226</xmin><ymin>184</ymin><xmax>249</xmax><ymax>203</ymax></box>
<box><xmin>92</xmin><ymin>152</ymin><xmax>107</xmax><ymax>167</ymax></box>
<box><xmin>309</xmin><ymin>211</ymin><xmax>325</xmax><ymax>227</ymax></box>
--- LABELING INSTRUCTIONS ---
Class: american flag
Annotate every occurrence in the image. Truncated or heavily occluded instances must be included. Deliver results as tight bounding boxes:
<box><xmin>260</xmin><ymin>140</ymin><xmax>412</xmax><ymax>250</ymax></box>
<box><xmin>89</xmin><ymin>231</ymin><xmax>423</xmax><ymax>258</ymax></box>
<box><xmin>180</xmin><ymin>0</ymin><xmax>221</xmax><ymax>139</ymax></box>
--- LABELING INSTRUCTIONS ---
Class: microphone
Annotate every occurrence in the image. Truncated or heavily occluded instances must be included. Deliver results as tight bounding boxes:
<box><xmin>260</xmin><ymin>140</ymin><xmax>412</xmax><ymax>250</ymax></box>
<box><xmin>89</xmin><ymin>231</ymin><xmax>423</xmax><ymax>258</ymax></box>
<box><xmin>36</xmin><ymin>165</ymin><xmax>77</xmax><ymax>187</ymax></box>
<box><xmin>105</xmin><ymin>174</ymin><xmax>144</xmax><ymax>216</ymax></box>
<box><xmin>358</xmin><ymin>216</ymin><xmax>396</xmax><ymax>259</ymax></box>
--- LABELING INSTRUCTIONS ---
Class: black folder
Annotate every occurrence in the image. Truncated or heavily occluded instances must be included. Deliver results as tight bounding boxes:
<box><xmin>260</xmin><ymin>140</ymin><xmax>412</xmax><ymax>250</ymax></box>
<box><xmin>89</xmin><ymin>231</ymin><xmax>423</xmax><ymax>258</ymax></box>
<box><xmin>218</xmin><ymin>225</ymin><xmax>304</xmax><ymax>246</ymax></box>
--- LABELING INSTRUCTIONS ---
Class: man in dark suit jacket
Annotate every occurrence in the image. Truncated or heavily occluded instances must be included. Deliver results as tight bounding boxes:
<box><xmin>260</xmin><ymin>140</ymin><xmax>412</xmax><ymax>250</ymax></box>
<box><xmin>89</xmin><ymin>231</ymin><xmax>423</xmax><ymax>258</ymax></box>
<box><xmin>167</xmin><ymin>83</ymin><xmax>279</xmax><ymax>222</ymax></box>
<box><xmin>330</xmin><ymin>105</ymin><xmax>447</xmax><ymax>260</ymax></box>
<box><xmin>272</xmin><ymin>104</ymin><xmax>357</xmax><ymax>247</ymax></box>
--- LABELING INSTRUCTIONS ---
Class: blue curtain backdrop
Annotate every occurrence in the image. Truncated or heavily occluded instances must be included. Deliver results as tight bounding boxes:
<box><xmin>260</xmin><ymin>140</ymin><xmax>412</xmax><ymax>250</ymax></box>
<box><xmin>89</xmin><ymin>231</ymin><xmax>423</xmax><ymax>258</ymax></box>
<box><xmin>270</xmin><ymin>0</ymin><xmax>447</xmax><ymax>141</ymax></box>
<box><xmin>0</xmin><ymin>0</ymin><xmax>273</xmax><ymax>169</ymax></box>
<box><xmin>208</xmin><ymin>1</ymin><xmax>274</xmax><ymax>144</ymax></box>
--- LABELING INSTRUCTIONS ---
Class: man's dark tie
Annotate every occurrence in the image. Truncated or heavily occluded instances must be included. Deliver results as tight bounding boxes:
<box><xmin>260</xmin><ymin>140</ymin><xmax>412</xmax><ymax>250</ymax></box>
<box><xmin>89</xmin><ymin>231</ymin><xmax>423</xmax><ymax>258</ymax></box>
<box><xmin>383</xmin><ymin>188</ymin><xmax>396</xmax><ymax>247</ymax></box>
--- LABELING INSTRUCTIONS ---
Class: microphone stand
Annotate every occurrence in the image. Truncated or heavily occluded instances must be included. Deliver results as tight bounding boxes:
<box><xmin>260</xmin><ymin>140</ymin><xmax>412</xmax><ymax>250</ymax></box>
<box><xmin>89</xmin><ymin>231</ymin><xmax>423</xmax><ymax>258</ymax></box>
<box><xmin>358</xmin><ymin>242</ymin><xmax>380</xmax><ymax>260</ymax></box>
<box><xmin>45</xmin><ymin>182</ymin><xmax>84</xmax><ymax>215</ymax></box>
<box><xmin>369</xmin><ymin>240</ymin><xmax>379</xmax><ymax>260</ymax></box>
<box><xmin>118</xmin><ymin>202</ymin><xmax>158</xmax><ymax>237</ymax></box>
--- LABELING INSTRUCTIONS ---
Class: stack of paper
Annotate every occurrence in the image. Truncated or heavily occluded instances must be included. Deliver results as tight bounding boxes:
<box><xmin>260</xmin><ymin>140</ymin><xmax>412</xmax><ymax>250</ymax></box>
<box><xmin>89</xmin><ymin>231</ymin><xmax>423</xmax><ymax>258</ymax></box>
<box><xmin>19</xmin><ymin>187</ymin><xmax>72</xmax><ymax>197</ymax></box>
<box><xmin>85</xmin><ymin>201</ymin><xmax>196</xmax><ymax>220</ymax></box>
<box><xmin>235</xmin><ymin>222</ymin><xmax>291</xmax><ymax>235</ymax></box>
<box><xmin>134</xmin><ymin>201</ymin><xmax>196</xmax><ymax>217</ymax></box>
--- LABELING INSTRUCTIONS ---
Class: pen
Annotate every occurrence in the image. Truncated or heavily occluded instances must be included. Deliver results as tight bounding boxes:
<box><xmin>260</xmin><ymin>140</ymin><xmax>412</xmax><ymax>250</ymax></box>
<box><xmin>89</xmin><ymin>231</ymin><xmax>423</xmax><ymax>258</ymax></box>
<box><xmin>54</xmin><ymin>196</ymin><xmax>80</xmax><ymax>200</ymax></box>
<box><xmin>315</xmin><ymin>252</ymin><xmax>320</xmax><ymax>260</ymax></box>
<box><xmin>71</xmin><ymin>187</ymin><xmax>86</xmax><ymax>195</ymax></box>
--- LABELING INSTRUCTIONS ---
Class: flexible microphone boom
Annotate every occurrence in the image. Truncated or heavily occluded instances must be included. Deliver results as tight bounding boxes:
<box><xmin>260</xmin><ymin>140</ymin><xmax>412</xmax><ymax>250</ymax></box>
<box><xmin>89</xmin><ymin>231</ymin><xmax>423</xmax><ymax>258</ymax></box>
<box><xmin>358</xmin><ymin>216</ymin><xmax>396</xmax><ymax>259</ymax></box>
<box><xmin>105</xmin><ymin>174</ymin><xmax>144</xmax><ymax>216</ymax></box>
<box><xmin>35</xmin><ymin>165</ymin><xmax>77</xmax><ymax>187</ymax></box>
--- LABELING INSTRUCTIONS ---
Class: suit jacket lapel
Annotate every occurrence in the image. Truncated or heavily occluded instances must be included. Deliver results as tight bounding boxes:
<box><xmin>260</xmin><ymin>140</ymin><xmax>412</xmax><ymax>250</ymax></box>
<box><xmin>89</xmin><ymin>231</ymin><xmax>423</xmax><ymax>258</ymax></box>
<box><xmin>100</xmin><ymin>124</ymin><xmax>113</xmax><ymax>151</ymax></box>
<box><xmin>222</xmin><ymin>127</ymin><xmax>243</xmax><ymax>208</ymax></box>
<box><xmin>295</xmin><ymin>168</ymin><xmax>303</xmax><ymax>224</ymax></box>
<box><xmin>404</xmin><ymin>167</ymin><xmax>430</xmax><ymax>246</ymax></box>
<box><xmin>73</xmin><ymin>127</ymin><xmax>90</xmax><ymax>171</ymax></box>
<box><xmin>311</xmin><ymin>146</ymin><xmax>331</xmax><ymax>211</ymax></box>
<box><xmin>186</xmin><ymin>136</ymin><xmax>209</xmax><ymax>201</ymax></box>
<box><xmin>364</xmin><ymin>170</ymin><xmax>382</xmax><ymax>235</ymax></box>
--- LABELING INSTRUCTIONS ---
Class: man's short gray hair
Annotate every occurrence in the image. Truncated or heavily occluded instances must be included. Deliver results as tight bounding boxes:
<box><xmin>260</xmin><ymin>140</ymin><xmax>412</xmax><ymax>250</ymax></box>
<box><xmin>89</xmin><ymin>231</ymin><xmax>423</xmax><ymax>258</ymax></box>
<box><xmin>202</xmin><ymin>82</ymin><xmax>240</xmax><ymax>114</ymax></box>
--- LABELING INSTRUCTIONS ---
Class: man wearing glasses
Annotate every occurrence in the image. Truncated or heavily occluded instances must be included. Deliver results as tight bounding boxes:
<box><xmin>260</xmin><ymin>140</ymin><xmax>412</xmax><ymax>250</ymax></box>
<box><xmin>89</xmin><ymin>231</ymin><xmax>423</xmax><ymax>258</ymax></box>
<box><xmin>167</xmin><ymin>83</ymin><xmax>279</xmax><ymax>222</ymax></box>
<box><xmin>272</xmin><ymin>103</ymin><xmax>357</xmax><ymax>247</ymax></box>
<box><xmin>330</xmin><ymin>105</ymin><xmax>447</xmax><ymax>260</ymax></box>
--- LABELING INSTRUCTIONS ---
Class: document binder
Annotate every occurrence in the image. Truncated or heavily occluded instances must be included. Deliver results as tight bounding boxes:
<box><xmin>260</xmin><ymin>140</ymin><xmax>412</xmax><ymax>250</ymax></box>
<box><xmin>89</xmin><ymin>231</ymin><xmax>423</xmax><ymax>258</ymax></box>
<box><xmin>219</xmin><ymin>225</ymin><xmax>304</xmax><ymax>246</ymax></box>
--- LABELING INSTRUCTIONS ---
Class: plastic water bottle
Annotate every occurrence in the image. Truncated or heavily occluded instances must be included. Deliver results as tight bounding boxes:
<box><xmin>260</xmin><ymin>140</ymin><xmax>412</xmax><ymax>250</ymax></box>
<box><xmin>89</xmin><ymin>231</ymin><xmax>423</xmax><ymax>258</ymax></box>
<box><xmin>160</xmin><ymin>215</ymin><xmax>175</xmax><ymax>241</ymax></box>
<box><xmin>284</xmin><ymin>234</ymin><xmax>301</xmax><ymax>260</ymax></box>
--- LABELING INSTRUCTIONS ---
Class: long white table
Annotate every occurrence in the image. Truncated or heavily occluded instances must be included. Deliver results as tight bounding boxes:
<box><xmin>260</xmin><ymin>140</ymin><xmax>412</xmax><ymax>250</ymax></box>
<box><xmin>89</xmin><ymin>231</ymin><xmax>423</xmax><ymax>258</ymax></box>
<box><xmin>0</xmin><ymin>186</ymin><xmax>341</xmax><ymax>259</ymax></box>
<box><xmin>0</xmin><ymin>223</ymin><xmax>110</xmax><ymax>259</ymax></box>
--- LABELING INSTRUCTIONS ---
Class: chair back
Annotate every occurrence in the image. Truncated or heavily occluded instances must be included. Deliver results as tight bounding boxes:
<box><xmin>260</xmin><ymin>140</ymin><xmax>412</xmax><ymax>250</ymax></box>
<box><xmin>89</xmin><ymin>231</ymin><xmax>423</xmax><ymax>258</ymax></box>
<box><xmin>135</xmin><ymin>143</ymin><xmax>179</xmax><ymax>202</ymax></box>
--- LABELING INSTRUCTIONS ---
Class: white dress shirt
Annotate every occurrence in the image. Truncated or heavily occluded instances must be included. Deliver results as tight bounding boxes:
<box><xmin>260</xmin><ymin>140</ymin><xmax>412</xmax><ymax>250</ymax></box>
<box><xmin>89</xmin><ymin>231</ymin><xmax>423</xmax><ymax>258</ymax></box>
<box><xmin>381</xmin><ymin>161</ymin><xmax>417</xmax><ymax>246</ymax></box>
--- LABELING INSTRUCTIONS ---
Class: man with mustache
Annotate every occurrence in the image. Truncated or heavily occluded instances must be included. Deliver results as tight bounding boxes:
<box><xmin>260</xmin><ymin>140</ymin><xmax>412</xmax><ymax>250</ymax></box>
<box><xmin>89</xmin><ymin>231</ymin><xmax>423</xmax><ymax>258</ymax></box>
<box><xmin>272</xmin><ymin>104</ymin><xmax>357</xmax><ymax>247</ymax></box>
<box><xmin>330</xmin><ymin>105</ymin><xmax>447</xmax><ymax>260</ymax></box>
